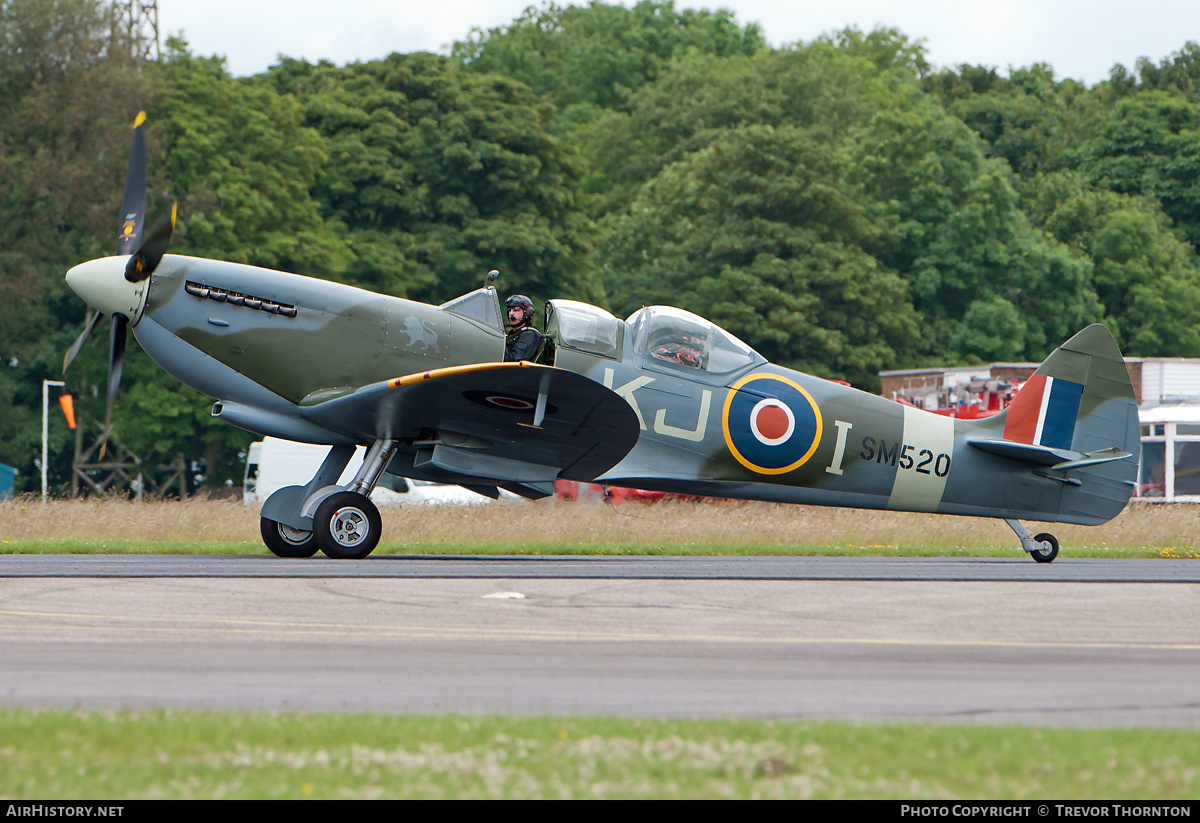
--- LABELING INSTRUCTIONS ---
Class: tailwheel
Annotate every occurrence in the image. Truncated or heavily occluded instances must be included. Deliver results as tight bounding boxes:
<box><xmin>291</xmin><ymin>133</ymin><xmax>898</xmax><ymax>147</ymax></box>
<box><xmin>1031</xmin><ymin>532</ymin><xmax>1059</xmax><ymax>563</ymax></box>
<box><xmin>260</xmin><ymin>517</ymin><xmax>319</xmax><ymax>558</ymax></box>
<box><xmin>314</xmin><ymin>491</ymin><xmax>382</xmax><ymax>559</ymax></box>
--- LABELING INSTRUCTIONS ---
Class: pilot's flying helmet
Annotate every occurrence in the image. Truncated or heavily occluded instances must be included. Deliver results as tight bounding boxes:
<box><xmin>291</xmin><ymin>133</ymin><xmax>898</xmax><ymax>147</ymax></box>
<box><xmin>506</xmin><ymin>294</ymin><xmax>534</xmax><ymax>326</ymax></box>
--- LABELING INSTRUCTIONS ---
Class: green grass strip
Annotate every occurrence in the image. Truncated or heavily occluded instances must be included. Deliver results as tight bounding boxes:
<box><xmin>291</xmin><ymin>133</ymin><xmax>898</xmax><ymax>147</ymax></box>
<box><xmin>1</xmin><ymin>710</ymin><xmax>1197</xmax><ymax>799</ymax></box>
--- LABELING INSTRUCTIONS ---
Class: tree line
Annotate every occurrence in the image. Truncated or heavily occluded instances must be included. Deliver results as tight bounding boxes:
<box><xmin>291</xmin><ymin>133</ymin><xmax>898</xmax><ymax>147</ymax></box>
<box><xmin>4</xmin><ymin>0</ymin><xmax>1200</xmax><ymax>493</ymax></box>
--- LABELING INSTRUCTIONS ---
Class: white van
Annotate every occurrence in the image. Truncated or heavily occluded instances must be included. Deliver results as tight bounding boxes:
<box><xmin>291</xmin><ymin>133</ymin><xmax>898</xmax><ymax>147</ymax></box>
<box><xmin>242</xmin><ymin>437</ymin><xmax>500</xmax><ymax>506</ymax></box>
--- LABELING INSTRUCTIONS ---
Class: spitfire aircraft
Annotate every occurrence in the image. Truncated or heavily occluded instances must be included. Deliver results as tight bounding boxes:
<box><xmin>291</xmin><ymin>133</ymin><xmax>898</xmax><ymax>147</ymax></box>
<box><xmin>63</xmin><ymin>114</ymin><xmax>1140</xmax><ymax>561</ymax></box>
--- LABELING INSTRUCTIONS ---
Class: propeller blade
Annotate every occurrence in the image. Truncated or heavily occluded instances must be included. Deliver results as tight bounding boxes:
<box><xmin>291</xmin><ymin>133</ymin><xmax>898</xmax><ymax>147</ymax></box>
<box><xmin>97</xmin><ymin>313</ymin><xmax>128</xmax><ymax>461</ymax></box>
<box><xmin>116</xmin><ymin>111</ymin><xmax>147</xmax><ymax>256</ymax></box>
<box><xmin>124</xmin><ymin>202</ymin><xmax>176</xmax><ymax>282</ymax></box>
<box><xmin>62</xmin><ymin>310</ymin><xmax>104</xmax><ymax>375</ymax></box>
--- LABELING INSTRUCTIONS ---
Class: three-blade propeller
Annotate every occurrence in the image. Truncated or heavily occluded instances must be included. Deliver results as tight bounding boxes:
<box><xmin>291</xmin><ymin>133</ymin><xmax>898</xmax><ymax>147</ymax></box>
<box><xmin>62</xmin><ymin>110</ymin><xmax>176</xmax><ymax>458</ymax></box>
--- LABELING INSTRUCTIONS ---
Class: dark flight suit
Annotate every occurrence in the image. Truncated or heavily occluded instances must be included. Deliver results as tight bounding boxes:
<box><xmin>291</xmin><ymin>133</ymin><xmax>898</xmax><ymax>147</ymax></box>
<box><xmin>505</xmin><ymin>326</ymin><xmax>543</xmax><ymax>362</ymax></box>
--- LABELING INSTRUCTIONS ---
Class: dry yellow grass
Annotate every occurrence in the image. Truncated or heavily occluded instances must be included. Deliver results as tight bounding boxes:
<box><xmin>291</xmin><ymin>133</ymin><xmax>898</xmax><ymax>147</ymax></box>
<box><xmin>0</xmin><ymin>496</ymin><xmax>1197</xmax><ymax>551</ymax></box>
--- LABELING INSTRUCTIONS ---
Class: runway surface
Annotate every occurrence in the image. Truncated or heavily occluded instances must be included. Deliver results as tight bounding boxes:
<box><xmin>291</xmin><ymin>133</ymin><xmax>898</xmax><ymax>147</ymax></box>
<box><xmin>4</xmin><ymin>554</ymin><xmax>1200</xmax><ymax>581</ymax></box>
<box><xmin>1</xmin><ymin>555</ymin><xmax>1198</xmax><ymax>727</ymax></box>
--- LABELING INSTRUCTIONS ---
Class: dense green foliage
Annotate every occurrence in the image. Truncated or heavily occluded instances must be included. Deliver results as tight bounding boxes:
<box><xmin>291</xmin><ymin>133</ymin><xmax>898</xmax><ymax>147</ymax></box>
<box><xmin>0</xmin><ymin>0</ymin><xmax>148</xmax><ymax>491</ymax></box>
<box><xmin>451</xmin><ymin>1</ymin><xmax>765</xmax><ymax>115</ymax></box>
<box><xmin>263</xmin><ymin>51</ymin><xmax>602</xmax><ymax>303</ymax></box>
<box><xmin>5</xmin><ymin>0</ymin><xmax>1200</xmax><ymax>493</ymax></box>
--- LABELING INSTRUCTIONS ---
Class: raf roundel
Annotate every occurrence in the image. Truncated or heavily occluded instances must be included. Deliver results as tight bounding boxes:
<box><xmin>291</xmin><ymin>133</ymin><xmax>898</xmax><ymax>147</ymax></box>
<box><xmin>485</xmin><ymin>395</ymin><xmax>534</xmax><ymax>411</ymax></box>
<box><xmin>722</xmin><ymin>374</ymin><xmax>823</xmax><ymax>474</ymax></box>
<box><xmin>749</xmin><ymin>398</ymin><xmax>794</xmax><ymax>445</ymax></box>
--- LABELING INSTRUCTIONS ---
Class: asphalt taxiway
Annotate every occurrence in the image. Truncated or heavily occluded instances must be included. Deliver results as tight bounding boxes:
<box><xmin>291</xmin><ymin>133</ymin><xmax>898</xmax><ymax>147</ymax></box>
<box><xmin>1</xmin><ymin>554</ymin><xmax>1198</xmax><ymax>726</ymax></box>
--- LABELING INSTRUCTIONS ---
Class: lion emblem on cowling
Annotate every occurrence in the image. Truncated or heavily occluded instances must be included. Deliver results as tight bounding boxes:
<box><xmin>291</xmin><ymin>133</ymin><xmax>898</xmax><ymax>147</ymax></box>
<box><xmin>402</xmin><ymin>316</ymin><xmax>440</xmax><ymax>353</ymax></box>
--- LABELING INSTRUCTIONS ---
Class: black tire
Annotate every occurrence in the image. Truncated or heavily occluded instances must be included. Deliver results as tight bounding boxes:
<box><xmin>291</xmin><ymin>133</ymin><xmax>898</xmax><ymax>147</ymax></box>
<box><xmin>1031</xmin><ymin>532</ymin><xmax>1059</xmax><ymax>563</ymax></box>
<box><xmin>260</xmin><ymin>517</ymin><xmax>319</xmax><ymax>558</ymax></box>
<box><xmin>313</xmin><ymin>491</ymin><xmax>381</xmax><ymax>559</ymax></box>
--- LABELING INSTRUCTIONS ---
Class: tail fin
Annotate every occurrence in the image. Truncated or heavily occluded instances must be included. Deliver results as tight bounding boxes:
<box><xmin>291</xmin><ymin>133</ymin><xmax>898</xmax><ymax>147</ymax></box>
<box><xmin>968</xmin><ymin>325</ymin><xmax>1139</xmax><ymax>523</ymax></box>
<box><xmin>1004</xmin><ymin>325</ymin><xmax>1137</xmax><ymax>454</ymax></box>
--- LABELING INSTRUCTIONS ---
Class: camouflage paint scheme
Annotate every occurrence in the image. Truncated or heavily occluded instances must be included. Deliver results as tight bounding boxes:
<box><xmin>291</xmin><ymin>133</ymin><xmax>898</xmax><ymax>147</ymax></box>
<box><xmin>141</xmin><ymin>256</ymin><xmax>499</xmax><ymax>407</ymax></box>
<box><xmin>547</xmin><ymin>302</ymin><xmax>1137</xmax><ymax>526</ymax></box>
<box><xmin>66</xmin><ymin>111</ymin><xmax>1137</xmax><ymax>560</ymax></box>
<box><xmin>78</xmin><ymin>253</ymin><xmax>1139</xmax><ymax>554</ymax></box>
<box><xmin>133</xmin><ymin>257</ymin><xmax>642</xmax><ymax>509</ymax></box>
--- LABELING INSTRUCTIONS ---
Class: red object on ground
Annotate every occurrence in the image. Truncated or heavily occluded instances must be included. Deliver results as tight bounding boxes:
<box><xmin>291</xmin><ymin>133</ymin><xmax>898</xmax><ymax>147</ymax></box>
<box><xmin>554</xmin><ymin>480</ymin><xmax>691</xmax><ymax>504</ymax></box>
<box><xmin>890</xmin><ymin>379</ymin><xmax>1026</xmax><ymax>419</ymax></box>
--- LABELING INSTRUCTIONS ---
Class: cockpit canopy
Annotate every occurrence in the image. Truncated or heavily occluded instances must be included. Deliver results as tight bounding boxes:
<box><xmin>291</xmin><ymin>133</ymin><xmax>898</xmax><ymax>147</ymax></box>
<box><xmin>546</xmin><ymin>299</ymin><xmax>623</xmax><ymax>358</ymax></box>
<box><xmin>541</xmin><ymin>299</ymin><xmax>765</xmax><ymax>376</ymax></box>
<box><xmin>439</xmin><ymin>287</ymin><xmax>503</xmax><ymax>330</ymax></box>
<box><xmin>626</xmin><ymin>306</ymin><xmax>763</xmax><ymax>375</ymax></box>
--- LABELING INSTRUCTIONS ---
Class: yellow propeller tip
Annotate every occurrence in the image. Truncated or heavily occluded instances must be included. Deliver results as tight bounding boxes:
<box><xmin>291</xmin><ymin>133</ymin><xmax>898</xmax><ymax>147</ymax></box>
<box><xmin>133</xmin><ymin>111</ymin><xmax>146</xmax><ymax>129</ymax></box>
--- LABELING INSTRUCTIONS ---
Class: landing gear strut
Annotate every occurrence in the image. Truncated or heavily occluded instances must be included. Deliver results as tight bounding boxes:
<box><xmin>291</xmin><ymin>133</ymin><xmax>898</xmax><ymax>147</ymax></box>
<box><xmin>1005</xmin><ymin>519</ymin><xmax>1059</xmax><ymax>563</ymax></box>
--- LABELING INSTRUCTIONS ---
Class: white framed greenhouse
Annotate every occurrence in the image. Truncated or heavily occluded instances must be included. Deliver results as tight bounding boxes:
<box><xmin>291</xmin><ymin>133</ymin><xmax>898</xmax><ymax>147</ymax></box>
<box><xmin>1136</xmin><ymin>405</ymin><xmax>1200</xmax><ymax>502</ymax></box>
<box><xmin>1133</xmin><ymin>358</ymin><xmax>1200</xmax><ymax>502</ymax></box>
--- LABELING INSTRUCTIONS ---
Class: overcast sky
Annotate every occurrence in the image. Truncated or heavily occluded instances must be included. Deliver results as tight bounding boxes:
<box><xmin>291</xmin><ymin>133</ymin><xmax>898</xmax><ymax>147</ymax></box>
<box><xmin>157</xmin><ymin>0</ymin><xmax>1199</xmax><ymax>86</ymax></box>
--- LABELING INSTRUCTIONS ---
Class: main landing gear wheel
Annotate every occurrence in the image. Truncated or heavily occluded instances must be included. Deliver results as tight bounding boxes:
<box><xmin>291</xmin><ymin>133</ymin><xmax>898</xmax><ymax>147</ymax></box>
<box><xmin>314</xmin><ymin>491</ymin><xmax>382</xmax><ymax>559</ymax></box>
<box><xmin>260</xmin><ymin>517</ymin><xmax>319</xmax><ymax>558</ymax></box>
<box><xmin>1031</xmin><ymin>532</ymin><xmax>1059</xmax><ymax>564</ymax></box>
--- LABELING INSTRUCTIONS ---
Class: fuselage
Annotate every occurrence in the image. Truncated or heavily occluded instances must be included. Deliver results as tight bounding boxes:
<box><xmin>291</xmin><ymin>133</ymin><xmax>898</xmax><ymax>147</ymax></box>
<box><xmin>65</xmin><ymin>254</ymin><xmax>1137</xmax><ymax>525</ymax></box>
<box><xmin>548</xmin><ymin>301</ymin><xmax>1136</xmax><ymax>526</ymax></box>
<box><xmin>135</xmin><ymin>255</ymin><xmax>508</xmax><ymax>407</ymax></box>
<box><xmin>559</xmin><ymin>324</ymin><xmax>987</xmax><ymax>518</ymax></box>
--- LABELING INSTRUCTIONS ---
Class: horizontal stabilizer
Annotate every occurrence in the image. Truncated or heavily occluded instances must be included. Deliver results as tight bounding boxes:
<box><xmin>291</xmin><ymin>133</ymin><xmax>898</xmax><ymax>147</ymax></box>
<box><xmin>968</xmin><ymin>438</ymin><xmax>1131</xmax><ymax>471</ymax></box>
<box><xmin>1049</xmin><ymin>448</ymin><xmax>1133</xmax><ymax>472</ymax></box>
<box><xmin>968</xmin><ymin>438</ymin><xmax>1079</xmax><ymax>466</ymax></box>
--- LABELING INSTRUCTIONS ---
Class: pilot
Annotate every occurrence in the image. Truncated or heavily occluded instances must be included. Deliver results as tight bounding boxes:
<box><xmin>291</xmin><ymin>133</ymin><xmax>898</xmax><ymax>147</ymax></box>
<box><xmin>504</xmin><ymin>294</ymin><xmax>543</xmax><ymax>362</ymax></box>
<box><xmin>651</xmin><ymin>332</ymin><xmax>704</xmax><ymax>368</ymax></box>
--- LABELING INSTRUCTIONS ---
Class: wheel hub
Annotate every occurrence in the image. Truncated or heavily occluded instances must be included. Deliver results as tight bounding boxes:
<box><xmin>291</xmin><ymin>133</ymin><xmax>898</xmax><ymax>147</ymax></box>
<box><xmin>277</xmin><ymin>523</ymin><xmax>312</xmax><ymax>546</ymax></box>
<box><xmin>330</xmin><ymin>507</ymin><xmax>369</xmax><ymax>547</ymax></box>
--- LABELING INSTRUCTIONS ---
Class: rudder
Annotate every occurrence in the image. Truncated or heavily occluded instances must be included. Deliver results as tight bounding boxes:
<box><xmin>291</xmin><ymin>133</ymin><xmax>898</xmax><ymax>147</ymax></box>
<box><xmin>968</xmin><ymin>324</ymin><xmax>1139</xmax><ymax>524</ymax></box>
<box><xmin>1003</xmin><ymin>324</ymin><xmax>1137</xmax><ymax>458</ymax></box>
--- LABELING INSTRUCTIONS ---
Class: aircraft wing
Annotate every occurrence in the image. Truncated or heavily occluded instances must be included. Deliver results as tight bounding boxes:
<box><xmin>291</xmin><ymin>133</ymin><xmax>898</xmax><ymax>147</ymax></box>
<box><xmin>296</xmin><ymin>362</ymin><xmax>640</xmax><ymax>491</ymax></box>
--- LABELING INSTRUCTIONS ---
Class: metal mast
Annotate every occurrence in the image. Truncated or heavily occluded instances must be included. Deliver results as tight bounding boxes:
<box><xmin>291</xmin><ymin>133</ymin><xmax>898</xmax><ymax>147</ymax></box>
<box><xmin>114</xmin><ymin>1</ymin><xmax>160</xmax><ymax>62</ymax></box>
